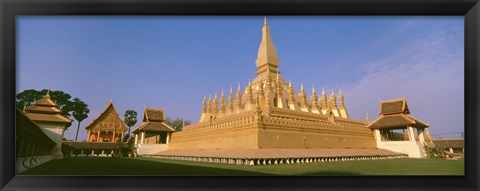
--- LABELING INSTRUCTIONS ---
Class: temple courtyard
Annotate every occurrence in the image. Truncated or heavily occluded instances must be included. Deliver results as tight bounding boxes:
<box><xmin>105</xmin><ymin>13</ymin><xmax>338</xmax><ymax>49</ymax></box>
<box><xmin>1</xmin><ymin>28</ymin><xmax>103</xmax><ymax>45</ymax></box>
<box><xmin>20</xmin><ymin>157</ymin><xmax>463</xmax><ymax>175</ymax></box>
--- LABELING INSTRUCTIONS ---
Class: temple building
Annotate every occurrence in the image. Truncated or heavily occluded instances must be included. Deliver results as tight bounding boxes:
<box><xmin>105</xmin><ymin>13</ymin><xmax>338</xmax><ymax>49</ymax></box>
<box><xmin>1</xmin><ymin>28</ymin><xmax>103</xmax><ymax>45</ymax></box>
<box><xmin>84</xmin><ymin>100</ymin><xmax>127</xmax><ymax>143</ymax></box>
<box><xmin>132</xmin><ymin>107</ymin><xmax>175</xmax><ymax>155</ymax></box>
<box><xmin>16</xmin><ymin>108</ymin><xmax>58</xmax><ymax>173</ymax></box>
<box><xmin>149</xmin><ymin>18</ymin><xmax>413</xmax><ymax>165</ymax></box>
<box><xmin>23</xmin><ymin>91</ymin><xmax>71</xmax><ymax>159</ymax></box>
<box><xmin>368</xmin><ymin>98</ymin><xmax>434</xmax><ymax>158</ymax></box>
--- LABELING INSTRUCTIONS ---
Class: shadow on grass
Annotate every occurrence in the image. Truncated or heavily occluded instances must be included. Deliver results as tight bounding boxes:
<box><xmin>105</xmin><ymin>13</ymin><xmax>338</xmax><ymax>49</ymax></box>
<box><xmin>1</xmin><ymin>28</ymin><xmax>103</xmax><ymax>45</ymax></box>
<box><xmin>300</xmin><ymin>171</ymin><xmax>362</xmax><ymax>176</ymax></box>
<box><xmin>20</xmin><ymin>157</ymin><xmax>270</xmax><ymax>176</ymax></box>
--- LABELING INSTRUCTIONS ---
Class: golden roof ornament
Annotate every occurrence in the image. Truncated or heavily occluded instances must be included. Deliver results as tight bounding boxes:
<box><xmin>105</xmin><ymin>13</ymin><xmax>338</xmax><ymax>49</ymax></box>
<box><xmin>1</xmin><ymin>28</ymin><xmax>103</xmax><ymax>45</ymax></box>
<box><xmin>256</xmin><ymin>16</ymin><xmax>280</xmax><ymax>75</ymax></box>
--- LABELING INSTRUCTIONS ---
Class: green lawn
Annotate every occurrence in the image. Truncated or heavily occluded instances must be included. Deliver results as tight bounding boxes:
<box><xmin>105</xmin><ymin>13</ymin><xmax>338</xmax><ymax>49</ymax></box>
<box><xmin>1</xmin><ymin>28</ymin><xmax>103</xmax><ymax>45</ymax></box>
<box><xmin>20</xmin><ymin>157</ymin><xmax>464</xmax><ymax>176</ymax></box>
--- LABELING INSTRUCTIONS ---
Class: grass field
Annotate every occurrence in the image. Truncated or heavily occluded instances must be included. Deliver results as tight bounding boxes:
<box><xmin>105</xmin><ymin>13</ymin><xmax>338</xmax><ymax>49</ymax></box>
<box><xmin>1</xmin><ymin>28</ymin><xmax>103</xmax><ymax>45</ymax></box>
<box><xmin>20</xmin><ymin>157</ymin><xmax>464</xmax><ymax>176</ymax></box>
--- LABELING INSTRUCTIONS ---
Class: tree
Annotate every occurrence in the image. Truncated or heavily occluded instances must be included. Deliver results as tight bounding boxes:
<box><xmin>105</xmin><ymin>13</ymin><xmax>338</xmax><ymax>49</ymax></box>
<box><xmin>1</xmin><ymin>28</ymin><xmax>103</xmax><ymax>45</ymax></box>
<box><xmin>72</xmin><ymin>98</ymin><xmax>89</xmax><ymax>141</ymax></box>
<box><xmin>16</xmin><ymin>89</ymin><xmax>77</xmax><ymax>129</ymax></box>
<box><xmin>123</xmin><ymin>110</ymin><xmax>138</xmax><ymax>139</ymax></box>
<box><xmin>164</xmin><ymin>117</ymin><xmax>191</xmax><ymax>132</ymax></box>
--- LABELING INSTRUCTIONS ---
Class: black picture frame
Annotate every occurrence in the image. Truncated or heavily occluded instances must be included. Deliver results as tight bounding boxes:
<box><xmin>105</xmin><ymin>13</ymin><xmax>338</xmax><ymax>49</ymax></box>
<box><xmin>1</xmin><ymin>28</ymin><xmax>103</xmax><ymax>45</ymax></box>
<box><xmin>1</xmin><ymin>0</ymin><xmax>478</xmax><ymax>190</ymax></box>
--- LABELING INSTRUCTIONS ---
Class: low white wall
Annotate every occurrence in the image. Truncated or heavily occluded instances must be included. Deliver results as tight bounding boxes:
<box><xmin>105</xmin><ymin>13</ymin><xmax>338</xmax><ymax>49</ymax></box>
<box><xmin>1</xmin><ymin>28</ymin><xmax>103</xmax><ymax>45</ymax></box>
<box><xmin>16</xmin><ymin>155</ymin><xmax>54</xmax><ymax>173</ymax></box>
<box><xmin>376</xmin><ymin>141</ymin><xmax>426</xmax><ymax>158</ymax></box>
<box><xmin>136</xmin><ymin>144</ymin><xmax>169</xmax><ymax>155</ymax></box>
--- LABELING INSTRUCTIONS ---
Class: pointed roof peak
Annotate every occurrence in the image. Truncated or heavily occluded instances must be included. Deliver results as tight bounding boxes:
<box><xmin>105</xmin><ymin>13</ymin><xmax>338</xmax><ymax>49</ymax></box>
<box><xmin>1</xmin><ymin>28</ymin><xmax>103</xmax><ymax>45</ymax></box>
<box><xmin>312</xmin><ymin>86</ymin><xmax>316</xmax><ymax>94</ymax></box>
<box><xmin>264</xmin><ymin>16</ymin><xmax>268</xmax><ymax>25</ymax></box>
<box><xmin>45</xmin><ymin>90</ymin><xmax>51</xmax><ymax>98</ymax></box>
<box><xmin>300</xmin><ymin>83</ymin><xmax>304</xmax><ymax>91</ymax></box>
<box><xmin>256</xmin><ymin>16</ymin><xmax>280</xmax><ymax>75</ymax></box>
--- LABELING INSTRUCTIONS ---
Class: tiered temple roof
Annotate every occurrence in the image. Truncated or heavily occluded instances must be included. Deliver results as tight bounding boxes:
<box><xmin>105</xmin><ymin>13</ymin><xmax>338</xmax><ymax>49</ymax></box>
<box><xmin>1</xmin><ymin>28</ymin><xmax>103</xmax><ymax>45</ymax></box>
<box><xmin>132</xmin><ymin>107</ymin><xmax>175</xmax><ymax>133</ymax></box>
<box><xmin>368</xmin><ymin>98</ymin><xmax>428</xmax><ymax>129</ymax></box>
<box><xmin>23</xmin><ymin>91</ymin><xmax>71</xmax><ymax>124</ymax></box>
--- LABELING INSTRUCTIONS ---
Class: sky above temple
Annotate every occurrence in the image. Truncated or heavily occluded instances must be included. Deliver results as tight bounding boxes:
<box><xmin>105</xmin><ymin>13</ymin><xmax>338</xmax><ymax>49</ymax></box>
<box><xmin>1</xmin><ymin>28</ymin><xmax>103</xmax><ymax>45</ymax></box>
<box><xmin>17</xmin><ymin>16</ymin><xmax>464</xmax><ymax>141</ymax></box>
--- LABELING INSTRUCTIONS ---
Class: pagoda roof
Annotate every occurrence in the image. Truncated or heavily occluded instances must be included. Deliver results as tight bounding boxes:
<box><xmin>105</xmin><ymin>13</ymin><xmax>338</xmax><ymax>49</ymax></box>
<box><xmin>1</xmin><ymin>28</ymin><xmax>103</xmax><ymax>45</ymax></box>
<box><xmin>25</xmin><ymin>113</ymin><xmax>72</xmax><ymax>123</ymax></box>
<box><xmin>132</xmin><ymin>121</ymin><xmax>174</xmax><ymax>133</ymax></box>
<box><xmin>368</xmin><ymin>114</ymin><xmax>428</xmax><ymax>129</ymax></box>
<box><xmin>143</xmin><ymin>107</ymin><xmax>165</xmax><ymax>122</ymax></box>
<box><xmin>34</xmin><ymin>91</ymin><xmax>56</xmax><ymax>106</ymax></box>
<box><xmin>379</xmin><ymin>97</ymin><xmax>410</xmax><ymax>115</ymax></box>
<box><xmin>24</xmin><ymin>105</ymin><xmax>61</xmax><ymax>114</ymax></box>
<box><xmin>84</xmin><ymin>100</ymin><xmax>128</xmax><ymax>131</ymax></box>
<box><xmin>23</xmin><ymin>91</ymin><xmax>71</xmax><ymax>124</ymax></box>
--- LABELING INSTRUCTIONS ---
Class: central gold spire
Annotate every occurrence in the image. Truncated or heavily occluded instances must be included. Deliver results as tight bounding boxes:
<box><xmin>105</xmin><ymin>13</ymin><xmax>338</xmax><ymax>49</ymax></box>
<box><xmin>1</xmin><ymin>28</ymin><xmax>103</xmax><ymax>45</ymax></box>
<box><xmin>256</xmin><ymin>16</ymin><xmax>280</xmax><ymax>76</ymax></box>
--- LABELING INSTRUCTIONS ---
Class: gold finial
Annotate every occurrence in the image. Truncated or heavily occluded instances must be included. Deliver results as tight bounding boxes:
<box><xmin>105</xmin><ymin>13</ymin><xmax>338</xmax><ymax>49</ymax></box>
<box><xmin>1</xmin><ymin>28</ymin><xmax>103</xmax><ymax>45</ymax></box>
<box><xmin>237</xmin><ymin>83</ymin><xmax>241</xmax><ymax>92</ymax></box>
<box><xmin>339</xmin><ymin>89</ymin><xmax>343</xmax><ymax>96</ymax></box>
<box><xmin>322</xmin><ymin>88</ymin><xmax>325</xmax><ymax>96</ymax></box>
<box><xmin>264</xmin><ymin>16</ymin><xmax>267</xmax><ymax>25</ymax></box>
<box><xmin>288</xmin><ymin>80</ymin><xmax>292</xmax><ymax>87</ymax></box>
<box><xmin>230</xmin><ymin>86</ymin><xmax>233</xmax><ymax>94</ymax></box>
<box><xmin>365</xmin><ymin>110</ymin><xmax>370</xmax><ymax>125</ymax></box>
<box><xmin>221</xmin><ymin>89</ymin><xmax>224</xmax><ymax>97</ymax></box>
<box><xmin>45</xmin><ymin>90</ymin><xmax>51</xmax><ymax>98</ymax></box>
<box><xmin>300</xmin><ymin>83</ymin><xmax>304</xmax><ymax>91</ymax></box>
<box><xmin>312</xmin><ymin>86</ymin><xmax>316</xmax><ymax>94</ymax></box>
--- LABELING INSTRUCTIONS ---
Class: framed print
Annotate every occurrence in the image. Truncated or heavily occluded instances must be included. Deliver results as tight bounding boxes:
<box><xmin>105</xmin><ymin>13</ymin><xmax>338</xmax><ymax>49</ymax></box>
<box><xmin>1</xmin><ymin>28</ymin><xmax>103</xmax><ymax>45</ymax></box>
<box><xmin>1</xmin><ymin>0</ymin><xmax>479</xmax><ymax>190</ymax></box>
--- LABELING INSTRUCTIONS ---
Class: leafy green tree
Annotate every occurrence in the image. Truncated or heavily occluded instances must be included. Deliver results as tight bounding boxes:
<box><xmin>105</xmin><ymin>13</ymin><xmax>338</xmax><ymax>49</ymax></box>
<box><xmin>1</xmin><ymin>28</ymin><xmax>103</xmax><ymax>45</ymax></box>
<box><xmin>16</xmin><ymin>89</ymin><xmax>77</xmax><ymax>129</ymax></box>
<box><xmin>164</xmin><ymin>117</ymin><xmax>191</xmax><ymax>131</ymax></box>
<box><xmin>123</xmin><ymin>110</ymin><xmax>138</xmax><ymax>139</ymax></box>
<box><xmin>72</xmin><ymin>98</ymin><xmax>89</xmax><ymax>141</ymax></box>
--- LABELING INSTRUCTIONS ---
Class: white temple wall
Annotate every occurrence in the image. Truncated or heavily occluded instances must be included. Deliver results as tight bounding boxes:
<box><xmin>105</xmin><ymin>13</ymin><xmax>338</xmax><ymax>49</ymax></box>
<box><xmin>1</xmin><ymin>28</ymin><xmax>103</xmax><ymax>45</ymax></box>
<box><xmin>136</xmin><ymin>144</ymin><xmax>169</xmax><ymax>155</ymax></box>
<box><xmin>35</xmin><ymin>122</ymin><xmax>67</xmax><ymax>159</ymax></box>
<box><xmin>376</xmin><ymin>141</ymin><xmax>426</xmax><ymax>158</ymax></box>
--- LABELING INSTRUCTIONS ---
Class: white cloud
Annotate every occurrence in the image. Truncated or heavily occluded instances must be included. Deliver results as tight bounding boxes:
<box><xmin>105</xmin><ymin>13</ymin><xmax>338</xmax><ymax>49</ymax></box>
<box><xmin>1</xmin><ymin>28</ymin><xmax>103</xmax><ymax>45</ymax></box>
<box><xmin>344</xmin><ymin>23</ymin><xmax>464</xmax><ymax>138</ymax></box>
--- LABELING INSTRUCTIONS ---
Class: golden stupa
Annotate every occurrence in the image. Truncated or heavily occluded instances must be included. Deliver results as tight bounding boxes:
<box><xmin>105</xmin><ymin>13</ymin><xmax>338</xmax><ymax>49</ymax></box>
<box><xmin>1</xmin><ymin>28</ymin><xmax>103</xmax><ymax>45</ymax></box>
<box><xmin>168</xmin><ymin>17</ymin><xmax>375</xmax><ymax>151</ymax></box>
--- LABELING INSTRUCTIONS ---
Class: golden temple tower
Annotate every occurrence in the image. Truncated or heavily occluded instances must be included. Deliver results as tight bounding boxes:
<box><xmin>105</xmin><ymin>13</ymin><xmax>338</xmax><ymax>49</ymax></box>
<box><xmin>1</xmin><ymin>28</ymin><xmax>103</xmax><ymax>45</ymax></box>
<box><xmin>169</xmin><ymin>17</ymin><xmax>374</xmax><ymax>151</ymax></box>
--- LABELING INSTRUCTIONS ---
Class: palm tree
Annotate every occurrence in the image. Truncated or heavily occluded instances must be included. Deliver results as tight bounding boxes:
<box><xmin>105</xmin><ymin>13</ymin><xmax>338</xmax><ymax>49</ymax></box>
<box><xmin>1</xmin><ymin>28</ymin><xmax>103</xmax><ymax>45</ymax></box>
<box><xmin>72</xmin><ymin>98</ymin><xmax>89</xmax><ymax>141</ymax></box>
<box><xmin>123</xmin><ymin>110</ymin><xmax>137</xmax><ymax>139</ymax></box>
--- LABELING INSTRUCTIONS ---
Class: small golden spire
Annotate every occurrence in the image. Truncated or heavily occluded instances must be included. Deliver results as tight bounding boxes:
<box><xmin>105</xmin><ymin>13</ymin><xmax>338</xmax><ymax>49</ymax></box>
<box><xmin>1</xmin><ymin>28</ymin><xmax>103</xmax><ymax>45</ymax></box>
<box><xmin>202</xmin><ymin>95</ymin><xmax>207</xmax><ymax>113</ymax></box>
<box><xmin>366</xmin><ymin>111</ymin><xmax>370</xmax><ymax>122</ymax></box>
<box><xmin>45</xmin><ymin>90</ymin><xmax>51</xmax><ymax>98</ymax></box>
<box><xmin>264</xmin><ymin>16</ymin><xmax>267</xmax><ymax>25</ymax></box>
<box><xmin>237</xmin><ymin>82</ymin><xmax>241</xmax><ymax>93</ymax></box>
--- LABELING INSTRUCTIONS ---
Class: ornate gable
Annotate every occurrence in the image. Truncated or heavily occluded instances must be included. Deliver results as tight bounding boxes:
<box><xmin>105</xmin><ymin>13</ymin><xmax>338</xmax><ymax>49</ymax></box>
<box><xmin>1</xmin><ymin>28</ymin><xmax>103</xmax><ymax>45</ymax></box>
<box><xmin>84</xmin><ymin>101</ymin><xmax>128</xmax><ymax>132</ymax></box>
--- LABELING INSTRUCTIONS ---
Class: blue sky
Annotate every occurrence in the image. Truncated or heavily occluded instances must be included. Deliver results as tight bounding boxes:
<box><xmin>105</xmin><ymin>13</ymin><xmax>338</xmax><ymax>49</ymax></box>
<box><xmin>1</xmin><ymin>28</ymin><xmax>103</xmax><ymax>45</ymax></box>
<box><xmin>17</xmin><ymin>16</ymin><xmax>464</xmax><ymax>141</ymax></box>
